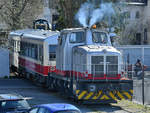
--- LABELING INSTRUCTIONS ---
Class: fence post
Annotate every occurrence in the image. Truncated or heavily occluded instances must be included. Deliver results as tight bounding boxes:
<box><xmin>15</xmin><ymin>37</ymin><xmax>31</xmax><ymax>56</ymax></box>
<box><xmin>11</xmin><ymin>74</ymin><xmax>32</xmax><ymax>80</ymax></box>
<box><xmin>142</xmin><ymin>65</ymin><xmax>145</xmax><ymax>105</ymax></box>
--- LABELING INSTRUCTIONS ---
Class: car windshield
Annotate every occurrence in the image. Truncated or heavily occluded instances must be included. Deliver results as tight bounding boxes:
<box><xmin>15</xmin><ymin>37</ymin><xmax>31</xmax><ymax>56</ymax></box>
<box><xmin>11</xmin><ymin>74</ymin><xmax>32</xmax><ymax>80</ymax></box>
<box><xmin>92</xmin><ymin>32</ymin><xmax>108</xmax><ymax>44</ymax></box>
<box><xmin>54</xmin><ymin>110</ymin><xmax>81</xmax><ymax>113</ymax></box>
<box><xmin>0</xmin><ymin>100</ymin><xmax>30</xmax><ymax>110</ymax></box>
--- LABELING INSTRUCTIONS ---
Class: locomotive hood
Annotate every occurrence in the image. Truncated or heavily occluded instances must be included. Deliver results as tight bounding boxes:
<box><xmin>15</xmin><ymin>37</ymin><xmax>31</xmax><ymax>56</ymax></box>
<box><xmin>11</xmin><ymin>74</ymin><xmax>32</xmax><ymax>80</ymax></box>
<box><xmin>73</xmin><ymin>45</ymin><xmax>121</xmax><ymax>56</ymax></box>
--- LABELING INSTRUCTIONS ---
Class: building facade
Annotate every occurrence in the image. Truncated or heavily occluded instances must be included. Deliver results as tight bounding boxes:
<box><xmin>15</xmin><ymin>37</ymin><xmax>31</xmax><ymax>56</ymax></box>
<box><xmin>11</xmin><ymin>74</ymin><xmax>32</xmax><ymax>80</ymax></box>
<box><xmin>122</xmin><ymin>0</ymin><xmax>150</xmax><ymax>45</ymax></box>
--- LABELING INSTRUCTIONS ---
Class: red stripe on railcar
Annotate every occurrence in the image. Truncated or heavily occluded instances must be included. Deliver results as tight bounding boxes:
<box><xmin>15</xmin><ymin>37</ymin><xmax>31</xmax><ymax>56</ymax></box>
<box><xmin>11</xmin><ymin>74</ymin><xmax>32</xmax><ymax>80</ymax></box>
<box><xmin>19</xmin><ymin>57</ymin><xmax>56</xmax><ymax>76</ymax></box>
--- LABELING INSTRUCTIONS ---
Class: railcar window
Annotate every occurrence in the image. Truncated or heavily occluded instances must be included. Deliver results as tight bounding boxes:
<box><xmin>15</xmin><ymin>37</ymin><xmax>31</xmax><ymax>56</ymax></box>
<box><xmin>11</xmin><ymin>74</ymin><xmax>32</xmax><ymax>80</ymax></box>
<box><xmin>49</xmin><ymin>45</ymin><xmax>57</xmax><ymax>61</ymax></box>
<box><xmin>39</xmin><ymin>45</ymin><xmax>43</xmax><ymax>61</ymax></box>
<box><xmin>10</xmin><ymin>40</ymin><xmax>14</xmax><ymax>51</ymax></box>
<box><xmin>20</xmin><ymin>42</ymin><xmax>38</xmax><ymax>60</ymax></box>
<box><xmin>93</xmin><ymin>32</ymin><xmax>107</xmax><ymax>44</ymax></box>
<box><xmin>69</xmin><ymin>32</ymin><xmax>85</xmax><ymax>43</ymax></box>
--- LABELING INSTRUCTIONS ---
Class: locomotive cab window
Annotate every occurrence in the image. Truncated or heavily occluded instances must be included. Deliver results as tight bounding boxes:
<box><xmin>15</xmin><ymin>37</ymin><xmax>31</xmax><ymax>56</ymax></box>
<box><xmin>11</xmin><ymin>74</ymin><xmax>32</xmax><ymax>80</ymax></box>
<box><xmin>93</xmin><ymin>32</ymin><xmax>107</xmax><ymax>44</ymax></box>
<box><xmin>69</xmin><ymin>32</ymin><xmax>85</xmax><ymax>43</ymax></box>
<box><xmin>49</xmin><ymin>45</ymin><xmax>57</xmax><ymax>61</ymax></box>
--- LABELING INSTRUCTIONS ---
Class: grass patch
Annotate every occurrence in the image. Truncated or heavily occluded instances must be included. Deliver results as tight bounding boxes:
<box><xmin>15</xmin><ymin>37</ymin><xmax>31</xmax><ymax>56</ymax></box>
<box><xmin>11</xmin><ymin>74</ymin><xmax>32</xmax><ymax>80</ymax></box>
<box><xmin>114</xmin><ymin>100</ymin><xmax>150</xmax><ymax>113</ymax></box>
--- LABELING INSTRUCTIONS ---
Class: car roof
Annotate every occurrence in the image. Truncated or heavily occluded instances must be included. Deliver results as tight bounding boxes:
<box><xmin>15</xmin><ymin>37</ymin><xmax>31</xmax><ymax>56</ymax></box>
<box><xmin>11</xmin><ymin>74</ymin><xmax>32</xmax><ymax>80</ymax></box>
<box><xmin>35</xmin><ymin>103</ymin><xmax>80</xmax><ymax>112</ymax></box>
<box><xmin>0</xmin><ymin>94</ymin><xmax>24</xmax><ymax>101</ymax></box>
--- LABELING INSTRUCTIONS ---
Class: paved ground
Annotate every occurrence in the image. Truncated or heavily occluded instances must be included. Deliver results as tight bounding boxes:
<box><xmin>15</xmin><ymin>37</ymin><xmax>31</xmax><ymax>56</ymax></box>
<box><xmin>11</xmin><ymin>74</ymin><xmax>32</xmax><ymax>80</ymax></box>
<box><xmin>0</xmin><ymin>78</ymin><xmax>150</xmax><ymax>113</ymax></box>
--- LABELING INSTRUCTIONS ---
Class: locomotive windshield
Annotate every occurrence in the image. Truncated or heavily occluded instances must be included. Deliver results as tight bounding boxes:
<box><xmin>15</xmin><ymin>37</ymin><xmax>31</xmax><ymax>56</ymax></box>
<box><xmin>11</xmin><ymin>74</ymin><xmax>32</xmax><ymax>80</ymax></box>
<box><xmin>92</xmin><ymin>32</ymin><xmax>107</xmax><ymax>44</ymax></box>
<box><xmin>69</xmin><ymin>32</ymin><xmax>85</xmax><ymax>43</ymax></box>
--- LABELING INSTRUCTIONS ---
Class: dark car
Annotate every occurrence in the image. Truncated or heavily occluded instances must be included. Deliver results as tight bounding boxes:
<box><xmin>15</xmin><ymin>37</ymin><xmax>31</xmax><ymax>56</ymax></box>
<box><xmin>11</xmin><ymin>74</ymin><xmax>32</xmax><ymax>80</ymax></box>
<box><xmin>0</xmin><ymin>94</ymin><xmax>30</xmax><ymax>113</ymax></box>
<box><xmin>28</xmin><ymin>103</ymin><xmax>81</xmax><ymax>113</ymax></box>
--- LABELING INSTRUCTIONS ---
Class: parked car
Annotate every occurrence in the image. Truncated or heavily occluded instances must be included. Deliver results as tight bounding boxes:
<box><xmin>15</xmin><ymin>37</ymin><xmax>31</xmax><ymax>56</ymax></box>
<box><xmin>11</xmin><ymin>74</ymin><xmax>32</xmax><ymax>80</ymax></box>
<box><xmin>0</xmin><ymin>94</ymin><xmax>30</xmax><ymax>113</ymax></box>
<box><xmin>28</xmin><ymin>103</ymin><xmax>81</xmax><ymax>113</ymax></box>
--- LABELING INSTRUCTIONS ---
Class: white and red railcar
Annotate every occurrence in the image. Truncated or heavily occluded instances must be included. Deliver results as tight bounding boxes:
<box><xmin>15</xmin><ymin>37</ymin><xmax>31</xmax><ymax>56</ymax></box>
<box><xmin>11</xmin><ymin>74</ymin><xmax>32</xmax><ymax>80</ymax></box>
<box><xmin>9</xmin><ymin>27</ymin><xmax>59</xmax><ymax>80</ymax></box>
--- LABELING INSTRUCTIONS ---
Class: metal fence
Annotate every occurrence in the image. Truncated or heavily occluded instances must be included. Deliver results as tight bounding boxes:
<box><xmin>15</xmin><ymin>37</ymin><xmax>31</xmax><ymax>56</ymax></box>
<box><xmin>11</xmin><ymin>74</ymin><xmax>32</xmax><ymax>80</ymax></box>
<box><xmin>116</xmin><ymin>45</ymin><xmax>150</xmax><ymax>67</ymax></box>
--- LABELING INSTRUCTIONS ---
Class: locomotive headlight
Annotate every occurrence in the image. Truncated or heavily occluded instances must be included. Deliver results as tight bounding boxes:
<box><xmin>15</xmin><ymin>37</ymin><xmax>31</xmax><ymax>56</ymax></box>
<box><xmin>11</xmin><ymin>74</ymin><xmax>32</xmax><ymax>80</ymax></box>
<box><xmin>89</xmin><ymin>85</ymin><xmax>96</xmax><ymax>92</ymax></box>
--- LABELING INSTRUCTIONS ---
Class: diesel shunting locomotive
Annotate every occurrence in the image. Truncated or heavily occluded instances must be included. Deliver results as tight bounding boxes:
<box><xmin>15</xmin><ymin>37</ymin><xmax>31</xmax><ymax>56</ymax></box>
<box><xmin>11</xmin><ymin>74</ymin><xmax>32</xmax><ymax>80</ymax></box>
<box><xmin>9</xmin><ymin>19</ymin><xmax>133</xmax><ymax>104</ymax></box>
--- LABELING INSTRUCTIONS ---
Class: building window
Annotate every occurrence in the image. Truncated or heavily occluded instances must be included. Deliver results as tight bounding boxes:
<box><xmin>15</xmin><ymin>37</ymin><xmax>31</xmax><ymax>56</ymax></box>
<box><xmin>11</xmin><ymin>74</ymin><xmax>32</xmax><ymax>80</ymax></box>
<box><xmin>144</xmin><ymin>28</ymin><xmax>148</xmax><ymax>44</ymax></box>
<box><xmin>136</xmin><ymin>11</ymin><xmax>140</xmax><ymax>19</ymax></box>
<box><xmin>124</xmin><ymin>11</ymin><xmax>130</xmax><ymax>19</ymax></box>
<box><xmin>135</xmin><ymin>33</ymin><xmax>141</xmax><ymax>45</ymax></box>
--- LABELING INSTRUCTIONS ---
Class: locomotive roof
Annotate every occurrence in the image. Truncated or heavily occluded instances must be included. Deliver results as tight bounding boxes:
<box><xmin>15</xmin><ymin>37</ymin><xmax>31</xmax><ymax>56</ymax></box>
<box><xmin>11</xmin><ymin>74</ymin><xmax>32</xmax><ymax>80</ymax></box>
<box><xmin>75</xmin><ymin>45</ymin><xmax>121</xmax><ymax>55</ymax></box>
<box><xmin>10</xmin><ymin>29</ymin><xmax>59</xmax><ymax>40</ymax></box>
<box><xmin>61</xmin><ymin>28</ymin><xmax>107</xmax><ymax>33</ymax></box>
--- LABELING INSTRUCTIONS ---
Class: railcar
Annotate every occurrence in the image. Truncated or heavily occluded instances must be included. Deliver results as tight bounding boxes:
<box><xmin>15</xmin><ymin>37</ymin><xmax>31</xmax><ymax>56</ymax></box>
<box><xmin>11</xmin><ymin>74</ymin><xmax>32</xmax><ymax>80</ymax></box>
<box><xmin>9</xmin><ymin>19</ymin><xmax>133</xmax><ymax>104</ymax></box>
<box><xmin>9</xmin><ymin>19</ymin><xmax>59</xmax><ymax>82</ymax></box>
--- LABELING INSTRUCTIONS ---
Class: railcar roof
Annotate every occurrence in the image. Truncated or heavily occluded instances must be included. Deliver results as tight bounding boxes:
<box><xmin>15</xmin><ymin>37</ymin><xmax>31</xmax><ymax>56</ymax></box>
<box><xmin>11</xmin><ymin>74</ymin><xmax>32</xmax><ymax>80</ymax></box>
<box><xmin>10</xmin><ymin>29</ymin><xmax>59</xmax><ymax>40</ymax></box>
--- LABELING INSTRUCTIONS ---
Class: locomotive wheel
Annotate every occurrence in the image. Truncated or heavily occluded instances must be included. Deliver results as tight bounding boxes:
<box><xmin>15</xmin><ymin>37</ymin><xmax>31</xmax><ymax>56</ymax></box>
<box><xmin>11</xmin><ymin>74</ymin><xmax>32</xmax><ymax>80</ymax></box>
<box><xmin>45</xmin><ymin>76</ymin><xmax>50</xmax><ymax>88</ymax></box>
<box><xmin>57</xmin><ymin>79</ymin><xmax>65</xmax><ymax>92</ymax></box>
<box><xmin>48</xmin><ymin>77</ymin><xmax>56</xmax><ymax>91</ymax></box>
<box><xmin>64</xmin><ymin>81</ymin><xmax>71</xmax><ymax>93</ymax></box>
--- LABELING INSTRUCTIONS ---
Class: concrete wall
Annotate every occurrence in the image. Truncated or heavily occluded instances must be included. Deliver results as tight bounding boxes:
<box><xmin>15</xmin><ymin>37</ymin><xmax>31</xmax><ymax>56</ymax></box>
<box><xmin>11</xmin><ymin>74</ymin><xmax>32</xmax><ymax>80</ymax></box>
<box><xmin>0</xmin><ymin>48</ymin><xmax>9</xmax><ymax>77</ymax></box>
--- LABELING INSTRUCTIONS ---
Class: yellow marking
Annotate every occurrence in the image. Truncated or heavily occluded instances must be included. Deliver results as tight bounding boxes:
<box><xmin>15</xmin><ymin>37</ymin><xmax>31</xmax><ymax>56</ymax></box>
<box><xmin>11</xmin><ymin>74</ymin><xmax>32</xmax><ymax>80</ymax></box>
<box><xmin>92</xmin><ymin>91</ymin><xmax>102</xmax><ymax>100</ymax></box>
<box><xmin>85</xmin><ymin>92</ymin><xmax>94</xmax><ymax>100</ymax></box>
<box><xmin>78</xmin><ymin>91</ymin><xmax>87</xmax><ymax>100</ymax></box>
<box><xmin>123</xmin><ymin>92</ymin><xmax>132</xmax><ymax>99</ymax></box>
<box><xmin>117</xmin><ymin>91</ymin><xmax>124</xmax><ymax>99</ymax></box>
<box><xmin>109</xmin><ymin>92</ymin><xmax>117</xmax><ymax>100</ymax></box>
<box><xmin>76</xmin><ymin>90</ymin><xmax>80</xmax><ymax>95</ymax></box>
<box><xmin>130</xmin><ymin>90</ymin><xmax>133</xmax><ymax>94</ymax></box>
<box><xmin>100</xmin><ymin>95</ymin><xmax>109</xmax><ymax>100</ymax></box>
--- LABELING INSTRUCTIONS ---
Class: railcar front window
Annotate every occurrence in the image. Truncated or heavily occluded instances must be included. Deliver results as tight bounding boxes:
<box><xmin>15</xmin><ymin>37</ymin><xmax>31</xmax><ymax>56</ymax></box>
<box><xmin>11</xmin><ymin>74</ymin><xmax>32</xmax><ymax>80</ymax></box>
<box><xmin>49</xmin><ymin>45</ymin><xmax>57</xmax><ymax>61</ymax></box>
<box><xmin>70</xmin><ymin>32</ymin><xmax>85</xmax><ymax>43</ymax></box>
<box><xmin>93</xmin><ymin>32</ymin><xmax>107</xmax><ymax>44</ymax></box>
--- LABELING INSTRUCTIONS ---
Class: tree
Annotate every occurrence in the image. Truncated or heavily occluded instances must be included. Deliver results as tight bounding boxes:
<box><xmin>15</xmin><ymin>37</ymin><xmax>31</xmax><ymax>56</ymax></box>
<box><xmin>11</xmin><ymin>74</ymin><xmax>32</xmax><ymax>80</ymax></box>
<box><xmin>54</xmin><ymin>0</ymin><xmax>86</xmax><ymax>29</ymax></box>
<box><xmin>0</xmin><ymin>0</ymin><xmax>43</xmax><ymax>30</ymax></box>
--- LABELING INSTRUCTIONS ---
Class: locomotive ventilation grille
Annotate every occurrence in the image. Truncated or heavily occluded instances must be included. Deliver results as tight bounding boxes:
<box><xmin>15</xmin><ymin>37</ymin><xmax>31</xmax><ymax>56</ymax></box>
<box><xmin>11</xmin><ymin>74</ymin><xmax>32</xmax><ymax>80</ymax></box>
<box><xmin>91</xmin><ymin>56</ymin><xmax>118</xmax><ymax>77</ymax></box>
<box><xmin>92</xmin><ymin>56</ymin><xmax>104</xmax><ymax>77</ymax></box>
<box><xmin>106</xmin><ymin>56</ymin><xmax>118</xmax><ymax>77</ymax></box>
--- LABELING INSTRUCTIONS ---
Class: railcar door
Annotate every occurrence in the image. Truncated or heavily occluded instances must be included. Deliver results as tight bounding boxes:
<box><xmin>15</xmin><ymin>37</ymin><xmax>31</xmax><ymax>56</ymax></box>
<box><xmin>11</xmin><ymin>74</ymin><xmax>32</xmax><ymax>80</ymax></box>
<box><xmin>9</xmin><ymin>36</ymin><xmax>20</xmax><ymax>71</ymax></box>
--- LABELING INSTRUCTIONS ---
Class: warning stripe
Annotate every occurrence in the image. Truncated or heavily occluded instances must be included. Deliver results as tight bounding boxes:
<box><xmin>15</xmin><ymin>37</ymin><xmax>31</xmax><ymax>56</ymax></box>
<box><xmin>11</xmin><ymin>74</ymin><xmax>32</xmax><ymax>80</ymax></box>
<box><xmin>92</xmin><ymin>91</ymin><xmax>102</xmax><ymax>99</ymax></box>
<box><xmin>76</xmin><ymin>90</ymin><xmax>80</xmax><ymax>95</ymax></box>
<box><xmin>100</xmin><ymin>94</ymin><xmax>109</xmax><ymax>100</ymax></box>
<box><xmin>117</xmin><ymin>91</ymin><xmax>125</xmax><ymax>99</ymax></box>
<box><xmin>109</xmin><ymin>91</ymin><xmax>117</xmax><ymax>100</ymax></box>
<box><xmin>123</xmin><ymin>91</ymin><xmax>132</xmax><ymax>99</ymax></box>
<box><xmin>85</xmin><ymin>92</ymin><xmax>94</xmax><ymax>100</ymax></box>
<box><xmin>76</xmin><ymin>90</ymin><xmax>132</xmax><ymax>100</ymax></box>
<box><xmin>130</xmin><ymin>90</ymin><xmax>133</xmax><ymax>94</ymax></box>
<box><xmin>78</xmin><ymin>91</ymin><xmax>87</xmax><ymax>100</ymax></box>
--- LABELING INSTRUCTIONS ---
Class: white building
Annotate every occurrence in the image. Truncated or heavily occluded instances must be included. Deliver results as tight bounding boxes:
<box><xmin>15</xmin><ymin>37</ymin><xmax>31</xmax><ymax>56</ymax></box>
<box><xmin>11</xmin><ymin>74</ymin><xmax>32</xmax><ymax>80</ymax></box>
<box><xmin>122</xmin><ymin>0</ymin><xmax>149</xmax><ymax>45</ymax></box>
